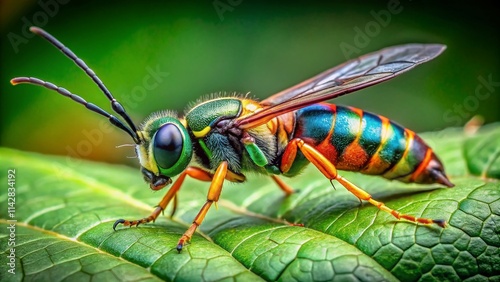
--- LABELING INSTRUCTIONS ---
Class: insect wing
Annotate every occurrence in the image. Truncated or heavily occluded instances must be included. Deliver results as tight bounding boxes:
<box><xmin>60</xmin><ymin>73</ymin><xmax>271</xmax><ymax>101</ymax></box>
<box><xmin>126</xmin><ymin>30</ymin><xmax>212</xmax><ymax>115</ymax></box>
<box><xmin>236</xmin><ymin>44</ymin><xmax>446</xmax><ymax>129</ymax></box>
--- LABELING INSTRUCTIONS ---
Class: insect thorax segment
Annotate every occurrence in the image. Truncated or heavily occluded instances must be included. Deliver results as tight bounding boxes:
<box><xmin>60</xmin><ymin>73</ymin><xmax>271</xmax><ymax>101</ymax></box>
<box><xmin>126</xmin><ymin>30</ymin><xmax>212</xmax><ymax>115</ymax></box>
<box><xmin>185</xmin><ymin>98</ymin><xmax>242</xmax><ymax>137</ymax></box>
<box><xmin>185</xmin><ymin>98</ymin><xmax>280</xmax><ymax>174</ymax></box>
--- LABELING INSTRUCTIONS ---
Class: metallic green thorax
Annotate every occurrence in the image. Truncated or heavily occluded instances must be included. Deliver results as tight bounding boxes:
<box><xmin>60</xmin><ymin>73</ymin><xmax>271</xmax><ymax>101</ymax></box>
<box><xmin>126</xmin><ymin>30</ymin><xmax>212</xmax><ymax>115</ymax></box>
<box><xmin>186</xmin><ymin>98</ymin><xmax>242</xmax><ymax>137</ymax></box>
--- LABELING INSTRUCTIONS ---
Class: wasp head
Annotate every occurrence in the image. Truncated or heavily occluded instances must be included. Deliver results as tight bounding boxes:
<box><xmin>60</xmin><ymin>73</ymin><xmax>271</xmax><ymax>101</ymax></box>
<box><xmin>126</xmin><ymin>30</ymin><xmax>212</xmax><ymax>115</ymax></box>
<box><xmin>136</xmin><ymin>111</ymin><xmax>193</xmax><ymax>190</ymax></box>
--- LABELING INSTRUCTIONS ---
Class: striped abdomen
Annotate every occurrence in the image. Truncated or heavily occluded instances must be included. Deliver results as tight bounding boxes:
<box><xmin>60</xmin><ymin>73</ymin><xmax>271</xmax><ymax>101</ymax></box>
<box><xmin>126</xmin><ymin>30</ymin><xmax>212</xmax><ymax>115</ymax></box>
<box><xmin>290</xmin><ymin>103</ymin><xmax>453</xmax><ymax>186</ymax></box>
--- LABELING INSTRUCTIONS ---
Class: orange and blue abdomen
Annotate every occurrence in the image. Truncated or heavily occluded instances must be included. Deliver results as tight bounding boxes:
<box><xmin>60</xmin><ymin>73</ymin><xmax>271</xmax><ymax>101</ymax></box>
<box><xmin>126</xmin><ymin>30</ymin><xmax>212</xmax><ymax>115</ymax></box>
<box><xmin>286</xmin><ymin>103</ymin><xmax>452</xmax><ymax>186</ymax></box>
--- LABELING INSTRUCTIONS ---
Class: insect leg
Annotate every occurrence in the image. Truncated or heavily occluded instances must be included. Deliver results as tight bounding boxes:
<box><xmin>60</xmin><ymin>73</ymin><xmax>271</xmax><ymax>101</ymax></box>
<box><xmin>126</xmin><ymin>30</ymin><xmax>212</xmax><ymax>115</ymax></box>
<box><xmin>113</xmin><ymin>166</ymin><xmax>244</xmax><ymax>231</ymax></box>
<box><xmin>113</xmin><ymin>167</ymin><xmax>213</xmax><ymax>229</ymax></box>
<box><xmin>270</xmin><ymin>175</ymin><xmax>295</xmax><ymax>195</ymax></box>
<box><xmin>334</xmin><ymin>175</ymin><xmax>446</xmax><ymax>227</ymax></box>
<box><xmin>176</xmin><ymin>161</ymin><xmax>229</xmax><ymax>252</ymax></box>
<box><xmin>283</xmin><ymin>138</ymin><xmax>447</xmax><ymax>228</ymax></box>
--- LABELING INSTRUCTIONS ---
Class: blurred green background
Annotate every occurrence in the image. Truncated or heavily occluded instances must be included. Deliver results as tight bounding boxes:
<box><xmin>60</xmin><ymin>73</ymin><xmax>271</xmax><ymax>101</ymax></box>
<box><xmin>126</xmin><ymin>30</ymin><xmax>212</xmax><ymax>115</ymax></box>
<box><xmin>1</xmin><ymin>0</ymin><xmax>499</xmax><ymax>167</ymax></box>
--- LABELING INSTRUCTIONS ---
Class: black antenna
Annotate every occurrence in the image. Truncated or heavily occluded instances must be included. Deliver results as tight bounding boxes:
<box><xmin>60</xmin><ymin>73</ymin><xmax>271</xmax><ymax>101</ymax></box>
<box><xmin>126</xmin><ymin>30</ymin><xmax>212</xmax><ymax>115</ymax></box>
<box><xmin>10</xmin><ymin>26</ymin><xmax>140</xmax><ymax>144</ymax></box>
<box><xmin>11</xmin><ymin>77</ymin><xmax>139</xmax><ymax>142</ymax></box>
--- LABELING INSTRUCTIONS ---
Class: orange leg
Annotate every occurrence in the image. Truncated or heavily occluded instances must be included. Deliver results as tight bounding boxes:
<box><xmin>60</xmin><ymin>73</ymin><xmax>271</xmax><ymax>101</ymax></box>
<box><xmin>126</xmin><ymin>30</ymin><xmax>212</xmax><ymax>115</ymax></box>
<box><xmin>176</xmin><ymin>161</ymin><xmax>229</xmax><ymax>252</ymax></box>
<box><xmin>113</xmin><ymin>167</ymin><xmax>213</xmax><ymax>230</ymax></box>
<box><xmin>271</xmin><ymin>175</ymin><xmax>295</xmax><ymax>195</ymax></box>
<box><xmin>282</xmin><ymin>138</ymin><xmax>446</xmax><ymax>228</ymax></box>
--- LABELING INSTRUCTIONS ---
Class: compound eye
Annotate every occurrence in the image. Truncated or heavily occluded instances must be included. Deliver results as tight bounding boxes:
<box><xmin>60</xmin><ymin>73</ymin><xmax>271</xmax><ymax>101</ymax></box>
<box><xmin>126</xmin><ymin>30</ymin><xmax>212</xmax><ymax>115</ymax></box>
<box><xmin>153</xmin><ymin>123</ymin><xmax>184</xmax><ymax>170</ymax></box>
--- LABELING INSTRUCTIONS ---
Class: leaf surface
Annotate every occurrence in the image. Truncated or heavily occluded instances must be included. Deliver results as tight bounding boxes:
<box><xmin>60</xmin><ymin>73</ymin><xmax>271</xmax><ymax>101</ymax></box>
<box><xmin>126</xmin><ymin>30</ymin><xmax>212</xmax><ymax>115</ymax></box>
<box><xmin>1</xmin><ymin>124</ymin><xmax>499</xmax><ymax>281</ymax></box>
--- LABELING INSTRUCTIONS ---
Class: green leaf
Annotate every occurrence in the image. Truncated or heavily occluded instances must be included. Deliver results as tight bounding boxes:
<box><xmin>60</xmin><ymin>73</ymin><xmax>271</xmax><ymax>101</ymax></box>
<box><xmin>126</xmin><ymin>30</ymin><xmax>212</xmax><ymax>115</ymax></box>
<box><xmin>1</xmin><ymin>123</ymin><xmax>499</xmax><ymax>281</ymax></box>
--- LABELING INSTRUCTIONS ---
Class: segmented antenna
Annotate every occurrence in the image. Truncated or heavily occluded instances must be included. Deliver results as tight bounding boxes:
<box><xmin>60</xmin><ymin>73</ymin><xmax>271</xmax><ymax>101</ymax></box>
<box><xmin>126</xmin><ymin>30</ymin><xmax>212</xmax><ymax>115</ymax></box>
<box><xmin>10</xmin><ymin>26</ymin><xmax>140</xmax><ymax>144</ymax></box>
<box><xmin>10</xmin><ymin>77</ymin><xmax>138</xmax><ymax>142</ymax></box>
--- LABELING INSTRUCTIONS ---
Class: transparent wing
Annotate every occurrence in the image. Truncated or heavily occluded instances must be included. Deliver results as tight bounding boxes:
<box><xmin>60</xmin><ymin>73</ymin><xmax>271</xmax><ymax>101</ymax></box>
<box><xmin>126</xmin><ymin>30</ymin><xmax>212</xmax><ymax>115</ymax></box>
<box><xmin>236</xmin><ymin>44</ymin><xmax>446</xmax><ymax>129</ymax></box>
